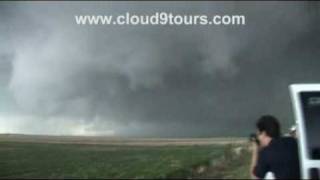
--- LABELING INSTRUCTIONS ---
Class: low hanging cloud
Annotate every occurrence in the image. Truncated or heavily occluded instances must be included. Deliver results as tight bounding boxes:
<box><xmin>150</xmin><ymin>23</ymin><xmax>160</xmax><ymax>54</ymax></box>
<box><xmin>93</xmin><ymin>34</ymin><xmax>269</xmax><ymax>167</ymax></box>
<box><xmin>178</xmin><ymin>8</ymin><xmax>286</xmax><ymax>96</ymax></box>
<box><xmin>0</xmin><ymin>2</ymin><xmax>320</xmax><ymax>137</ymax></box>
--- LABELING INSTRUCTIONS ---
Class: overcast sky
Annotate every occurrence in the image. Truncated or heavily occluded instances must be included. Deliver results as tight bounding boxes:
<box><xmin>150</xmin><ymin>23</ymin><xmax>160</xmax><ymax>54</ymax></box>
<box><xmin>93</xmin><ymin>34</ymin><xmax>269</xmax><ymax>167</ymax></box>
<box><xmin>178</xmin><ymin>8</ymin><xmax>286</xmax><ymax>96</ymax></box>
<box><xmin>0</xmin><ymin>2</ymin><xmax>319</xmax><ymax>137</ymax></box>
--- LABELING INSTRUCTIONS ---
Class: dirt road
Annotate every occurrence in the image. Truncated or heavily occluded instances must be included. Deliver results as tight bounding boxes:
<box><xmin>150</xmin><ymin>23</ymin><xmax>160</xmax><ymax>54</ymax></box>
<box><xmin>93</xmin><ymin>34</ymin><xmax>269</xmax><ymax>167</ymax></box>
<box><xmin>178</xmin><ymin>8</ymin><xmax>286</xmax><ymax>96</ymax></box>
<box><xmin>0</xmin><ymin>134</ymin><xmax>247</xmax><ymax>146</ymax></box>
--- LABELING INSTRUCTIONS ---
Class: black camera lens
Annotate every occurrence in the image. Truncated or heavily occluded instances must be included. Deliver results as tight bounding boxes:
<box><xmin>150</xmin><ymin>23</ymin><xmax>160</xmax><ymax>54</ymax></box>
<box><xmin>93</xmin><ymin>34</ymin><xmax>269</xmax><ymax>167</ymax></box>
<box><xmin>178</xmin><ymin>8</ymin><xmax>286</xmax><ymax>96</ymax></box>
<box><xmin>249</xmin><ymin>133</ymin><xmax>260</xmax><ymax>145</ymax></box>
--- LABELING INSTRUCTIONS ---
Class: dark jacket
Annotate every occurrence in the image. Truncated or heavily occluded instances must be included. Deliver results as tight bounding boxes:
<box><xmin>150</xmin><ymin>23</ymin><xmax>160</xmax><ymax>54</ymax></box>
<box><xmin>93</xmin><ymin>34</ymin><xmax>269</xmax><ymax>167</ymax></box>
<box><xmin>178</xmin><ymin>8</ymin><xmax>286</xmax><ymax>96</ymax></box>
<box><xmin>254</xmin><ymin>137</ymin><xmax>301</xmax><ymax>179</ymax></box>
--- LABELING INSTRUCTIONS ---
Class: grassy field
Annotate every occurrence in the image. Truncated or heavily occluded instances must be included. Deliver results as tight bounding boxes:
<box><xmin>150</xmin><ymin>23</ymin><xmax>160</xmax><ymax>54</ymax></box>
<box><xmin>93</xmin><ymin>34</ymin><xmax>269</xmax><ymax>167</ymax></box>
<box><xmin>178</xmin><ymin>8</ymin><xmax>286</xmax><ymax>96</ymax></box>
<box><xmin>0</xmin><ymin>137</ymin><xmax>251</xmax><ymax>179</ymax></box>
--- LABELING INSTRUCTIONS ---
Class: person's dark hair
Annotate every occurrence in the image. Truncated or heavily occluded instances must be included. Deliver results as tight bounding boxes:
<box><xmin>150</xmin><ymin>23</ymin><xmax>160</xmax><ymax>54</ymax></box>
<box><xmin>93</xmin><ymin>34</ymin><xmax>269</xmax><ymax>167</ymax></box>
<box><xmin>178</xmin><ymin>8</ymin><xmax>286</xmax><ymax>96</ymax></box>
<box><xmin>256</xmin><ymin>115</ymin><xmax>281</xmax><ymax>138</ymax></box>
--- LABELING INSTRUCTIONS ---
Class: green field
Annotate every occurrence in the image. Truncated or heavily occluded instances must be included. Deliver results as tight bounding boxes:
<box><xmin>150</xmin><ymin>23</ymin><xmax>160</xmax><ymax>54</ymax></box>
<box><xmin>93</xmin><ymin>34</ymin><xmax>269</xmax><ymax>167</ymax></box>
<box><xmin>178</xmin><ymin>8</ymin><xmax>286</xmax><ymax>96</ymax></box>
<box><xmin>0</xmin><ymin>141</ymin><xmax>251</xmax><ymax>179</ymax></box>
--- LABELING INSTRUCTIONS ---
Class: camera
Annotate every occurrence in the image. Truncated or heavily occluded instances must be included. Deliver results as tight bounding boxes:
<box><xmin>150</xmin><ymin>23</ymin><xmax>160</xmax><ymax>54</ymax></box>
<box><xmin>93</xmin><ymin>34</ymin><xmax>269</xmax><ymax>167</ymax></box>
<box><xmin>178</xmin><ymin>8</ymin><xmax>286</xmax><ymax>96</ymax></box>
<box><xmin>249</xmin><ymin>133</ymin><xmax>260</xmax><ymax>145</ymax></box>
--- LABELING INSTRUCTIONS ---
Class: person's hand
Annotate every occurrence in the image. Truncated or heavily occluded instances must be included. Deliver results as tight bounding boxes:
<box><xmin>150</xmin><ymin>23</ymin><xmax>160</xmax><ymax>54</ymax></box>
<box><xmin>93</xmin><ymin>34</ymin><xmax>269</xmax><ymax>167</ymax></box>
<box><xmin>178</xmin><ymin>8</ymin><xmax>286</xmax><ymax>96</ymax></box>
<box><xmin>250</xmin><ymin>141</ymin><xmax>259</xmax><ymax>179</ymax></box>
<box><xmin>250</xmin><ymin>140</ymin><xmax>259</xmax><ymax>152</ymax></box>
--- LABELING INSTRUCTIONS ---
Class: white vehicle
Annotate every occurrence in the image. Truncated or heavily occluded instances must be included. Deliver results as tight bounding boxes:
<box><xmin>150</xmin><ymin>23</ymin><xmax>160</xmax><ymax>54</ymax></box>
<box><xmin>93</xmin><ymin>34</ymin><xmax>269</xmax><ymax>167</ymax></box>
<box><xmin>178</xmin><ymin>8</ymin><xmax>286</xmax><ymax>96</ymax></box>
<box><xmin>290</xmin><ymin>84</ymin><xmax>320</xmax><ymax>179</ymax></box>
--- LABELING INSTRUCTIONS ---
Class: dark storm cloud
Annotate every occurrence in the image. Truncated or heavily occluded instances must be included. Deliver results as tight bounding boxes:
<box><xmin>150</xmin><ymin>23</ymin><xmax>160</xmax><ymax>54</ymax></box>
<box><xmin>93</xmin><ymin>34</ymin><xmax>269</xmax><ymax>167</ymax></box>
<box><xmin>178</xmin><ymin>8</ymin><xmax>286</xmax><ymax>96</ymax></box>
<box><xmin>1</xmin><ymin>2</ymin><xmax>320</xmax><ymax>137</ymax></box>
